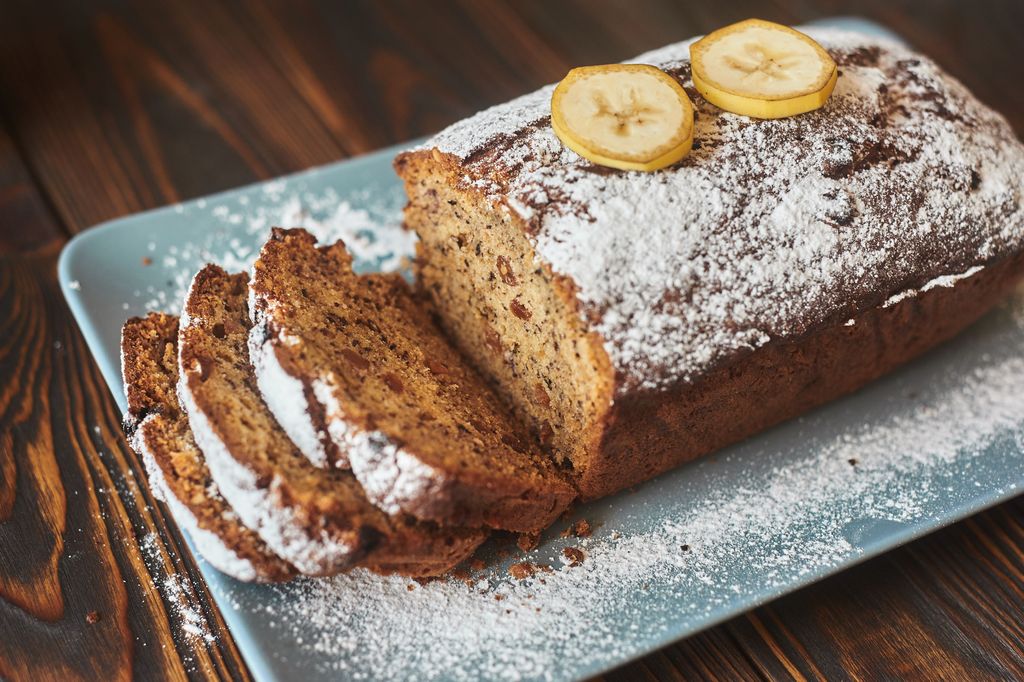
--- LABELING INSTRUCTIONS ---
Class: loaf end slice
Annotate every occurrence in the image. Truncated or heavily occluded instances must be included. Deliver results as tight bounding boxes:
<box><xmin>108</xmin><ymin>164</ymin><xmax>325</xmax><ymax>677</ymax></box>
<box><xmin>121</xmin><ymin>313</ymin><xmax>294</xmax><ymax>582</ymax></box>
<box><xmin>178</xmin><ymin>264</ymin><xmax>486</xmax><ymax>576</ymax></box>
<box><xmin>249</xmin><ymin>228</ymin><xmax>576</xmax><ymax>533</ymax></box>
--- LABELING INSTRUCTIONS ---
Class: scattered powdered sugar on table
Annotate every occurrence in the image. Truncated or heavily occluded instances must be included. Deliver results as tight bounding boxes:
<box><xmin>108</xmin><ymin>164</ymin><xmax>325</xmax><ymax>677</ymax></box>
<box><xmin>161</xmin><ymin>572</ymin><xmax>217</xmax><ymax>644</ymax></box>
<box><xmin>142</xmin><ymin>183</ymin><xmax>414</xmax><ymax>313</ymax></box>
<box><xmin>218</xmin><ymin>288</ymin><xmax>1024</xmax><ymax>681</ymax></box>
<box><xmin>139</xmin><ymin>532</ymin><xmax>217</xmax><ymax>647</ymax></box>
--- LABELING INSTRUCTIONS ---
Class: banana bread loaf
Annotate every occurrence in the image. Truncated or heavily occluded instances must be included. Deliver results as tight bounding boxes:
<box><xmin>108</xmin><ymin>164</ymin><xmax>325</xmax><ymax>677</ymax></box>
<box><xmin>395</xmin><ymin>28</ymin><xmax>1024</xmax><ymax>499</ymax></box>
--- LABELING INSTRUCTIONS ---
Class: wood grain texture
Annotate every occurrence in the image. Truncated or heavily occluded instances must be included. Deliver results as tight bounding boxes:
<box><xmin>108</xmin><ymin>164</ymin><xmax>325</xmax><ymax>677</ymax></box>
<box><xmin>0</xmin><ymin>0</ymin><xmax>1022</xmax><ymax>679</ymax></box>
<box><xmin>0</xmin><ymin>124</ymin><xmax>250</xmax><ymax>679</ymax></box>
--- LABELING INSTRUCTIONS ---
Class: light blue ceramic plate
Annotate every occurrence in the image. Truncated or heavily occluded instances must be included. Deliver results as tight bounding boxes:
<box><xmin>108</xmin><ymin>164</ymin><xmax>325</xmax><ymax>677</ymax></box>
<box><xmin>59</xmin><ymin>18</ymin><xmax>1024</xmax><ymax>682</ymax></box>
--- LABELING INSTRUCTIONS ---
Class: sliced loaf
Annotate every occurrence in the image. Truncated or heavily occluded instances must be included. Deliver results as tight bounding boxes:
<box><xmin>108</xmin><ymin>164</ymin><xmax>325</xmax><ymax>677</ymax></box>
<box><xmin>248</xmin><ymin>228</ymin><xmax>576</xmax><ymax>533</ymax></box>
<box><xmin>178</xmin><ymin>264</ymin><xmax>486</xmax><ymax>576</ymax></box>
<box><xmin>395</xmin><ymin>30</ymin><xmax>1024</xmax><ymax>499</ymax></box>
<box><xmin>122</xmin><ymin>313</ymin><xmax>294</xmax><ymax>582</ymax></box>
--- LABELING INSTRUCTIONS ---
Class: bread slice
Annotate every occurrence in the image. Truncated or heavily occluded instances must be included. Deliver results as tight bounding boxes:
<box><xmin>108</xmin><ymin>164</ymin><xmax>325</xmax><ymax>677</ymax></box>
<box><xmin>177</xmin><ymin>265</ymin><xmax>486</xmax><ymax>576</ymax></box>
<box><xmin>248</xmin><ymin>228</ymin><xmax>576</xmax><ymax>533</ymax></box>
<box><xmin>121</xmin><ymin>313</ymin><xmax>294</xmax><ymax>582</ymax></box>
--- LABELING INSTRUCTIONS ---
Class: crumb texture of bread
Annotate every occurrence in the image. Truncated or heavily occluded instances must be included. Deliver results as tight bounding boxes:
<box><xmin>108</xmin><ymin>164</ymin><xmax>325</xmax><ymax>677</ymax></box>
<box><xmin>396</xmin><ymin>29</ymin><xmax>1024</xmax><ymax>498</ymax></box>
<box><xmin>400</xmin><ymin>157</ymin><xmax>613</xmax><ymax>476</ymax></box>
<box><xmin>177</xmin><ymin>265</ymin><xmax>486</xmax><ymax>577</ymax></box>
<box><xmin>121</xmin><ymin>313</ymin><xmax>294</xmax><ymax>582</ymax></box>
<box><xmin>249</xmin><ymin>228</ymin><xmax>576</xmax><ymax>533</ymax></box>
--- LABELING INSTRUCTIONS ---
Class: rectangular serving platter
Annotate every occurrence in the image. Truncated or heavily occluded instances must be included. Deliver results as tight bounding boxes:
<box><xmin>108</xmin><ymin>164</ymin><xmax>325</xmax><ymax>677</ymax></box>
<box><xmin>59</xmin><ymin>18</ymin><xmax>1024</xmax><ymax>682</ymax></box>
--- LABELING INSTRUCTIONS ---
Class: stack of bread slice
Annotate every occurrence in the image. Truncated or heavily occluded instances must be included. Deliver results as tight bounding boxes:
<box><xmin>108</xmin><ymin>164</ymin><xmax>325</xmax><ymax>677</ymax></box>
<box><xmin>123</xmin><ymin>228</ymin><xmax>574</xmax><ymax>581</ymax></box>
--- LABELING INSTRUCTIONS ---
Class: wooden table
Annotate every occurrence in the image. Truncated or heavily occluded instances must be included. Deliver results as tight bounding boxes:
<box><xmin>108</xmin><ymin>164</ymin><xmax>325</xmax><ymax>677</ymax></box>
<box><xmin>2</xmin><ymin>1</ymin><xmax>1023</xmax><ymax>679</ymax></box>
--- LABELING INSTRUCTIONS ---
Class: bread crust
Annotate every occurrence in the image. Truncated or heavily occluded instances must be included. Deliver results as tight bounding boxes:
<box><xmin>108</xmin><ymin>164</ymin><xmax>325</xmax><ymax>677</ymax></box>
<box><xmin>581</xmin><ymin>250</ymin><xmax>1024</xmax><ymax>498</ymax></box>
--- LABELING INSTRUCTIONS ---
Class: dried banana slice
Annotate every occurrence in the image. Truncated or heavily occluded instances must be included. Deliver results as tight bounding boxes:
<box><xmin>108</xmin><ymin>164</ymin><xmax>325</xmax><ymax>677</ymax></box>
<box><xmin>690</xmin><ymin>18</ymin><xmax>837</xmax><ymax>119</ymax></box>
<box><xmin>551</xmin><ymin>64</ymin><xmax>694</xmax><ymax>172</ymax></box>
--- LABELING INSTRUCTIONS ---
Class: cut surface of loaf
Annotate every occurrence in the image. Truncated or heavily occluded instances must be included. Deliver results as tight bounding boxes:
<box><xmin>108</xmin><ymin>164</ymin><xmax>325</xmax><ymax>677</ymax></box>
<box><xmin>121</xmin><ymin>313</ymin><xmax>294</xmax><ymax>582</ymax></box>
<box><xmin>177</xmin><ymin>264</ymin><xmax>486</xmax><ymax>577</ymax></box>
<box><xmin>248</xmin><ymin>228</ymin><xmax>576</xmax><ymax>533</ymax></box>
<box><xmin>396</xmin><ymin>28</ymin><xmax>1024</xmax><ymax>498</ymax></box>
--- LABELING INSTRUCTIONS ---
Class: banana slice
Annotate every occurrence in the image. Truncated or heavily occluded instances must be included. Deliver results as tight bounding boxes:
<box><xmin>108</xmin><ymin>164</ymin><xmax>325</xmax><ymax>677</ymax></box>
<box><xmin>690</xmin><ymin>18</ymin><xmax>837</xmax><ymax>119</ymax></box>
<box><xmin>551</xmin><ymin>64</ymin><xmax>694</xmax><ymax>172</ymax></box>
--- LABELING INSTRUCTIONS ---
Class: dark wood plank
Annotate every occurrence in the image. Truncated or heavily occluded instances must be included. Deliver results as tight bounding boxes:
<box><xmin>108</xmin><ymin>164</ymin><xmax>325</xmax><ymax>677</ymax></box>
<box><xmin>0</xmin><ymin>124</ymin><xmax>251</xmax><ymax>679</ymax></box>
<box><xmin>0</xmin><ymin>0</ymin><xmax>348</xmax><ymax>232</ymax></box>
<box><xmin>1</xmin><ymin>1</ymin><xmax>1023</xmax><ymax>680</ymax></box>
<box><xmin>0</xmin><ymin>129</ymin><xmax>64</xmax><ymax>254</ymax></box>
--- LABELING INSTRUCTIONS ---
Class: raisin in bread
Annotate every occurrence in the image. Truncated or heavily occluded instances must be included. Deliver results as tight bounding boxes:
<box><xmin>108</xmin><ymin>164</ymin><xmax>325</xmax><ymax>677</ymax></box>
<box><xmin>248</xmin><ymin>228</ymin><xmax>575</xmax><ymax>533</ymax></box>
<box><xmin>121</xmin><ymin>313</ymin><xmax>294</xmax><ymax>582</ymax></box>
<box><xmin>395</xmin><ymin>29</ymin><xmax>1024</xmax><ymax>499</ymax></box>
<box><xmin>177</xmin><ymin>265</ymin><xmax>486</xmax><ymax>576</ymax></box>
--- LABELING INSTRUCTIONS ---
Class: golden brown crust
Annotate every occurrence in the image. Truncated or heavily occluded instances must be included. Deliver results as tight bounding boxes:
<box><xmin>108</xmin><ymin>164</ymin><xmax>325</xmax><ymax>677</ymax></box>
<box><xmin>578</xmin><ymin>250</ymin><xmax>1024</xmax><ymax>498</ymax></box>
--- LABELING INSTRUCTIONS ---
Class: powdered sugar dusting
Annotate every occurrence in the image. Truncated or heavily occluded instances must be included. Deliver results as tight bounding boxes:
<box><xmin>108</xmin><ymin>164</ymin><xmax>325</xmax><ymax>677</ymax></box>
<box><xmin>178</xmin><ymin>367</ymin><xmax>354</xmax><ymax>576</ymax></box>
<box><xmin>138</xmin><ymin>532</ymin><xmax>217</xmax><ymax>648</ymax></box>
<box><xmin>161</xmin><ymin>570</ymin><xmax>217</xmax><ymax>645</ymax></box>
<box><xmin>215</xmin><ymin>286</ymin><xmax>1024</xmax><ymax>680</ymax></box>
<box><xmin>882</xmin><ymin>263</ymin><xmax>985</xmax><ymax>308</ymax></box>
<box><xmin>248</xmin><ymin>320</ymin><xmax>336</xmax><ymax>468</ymax></box>
<box><xmin>425</xmin><ymin>29</ymin><xmax>1024</xmax><ymax>393</ymax></box>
